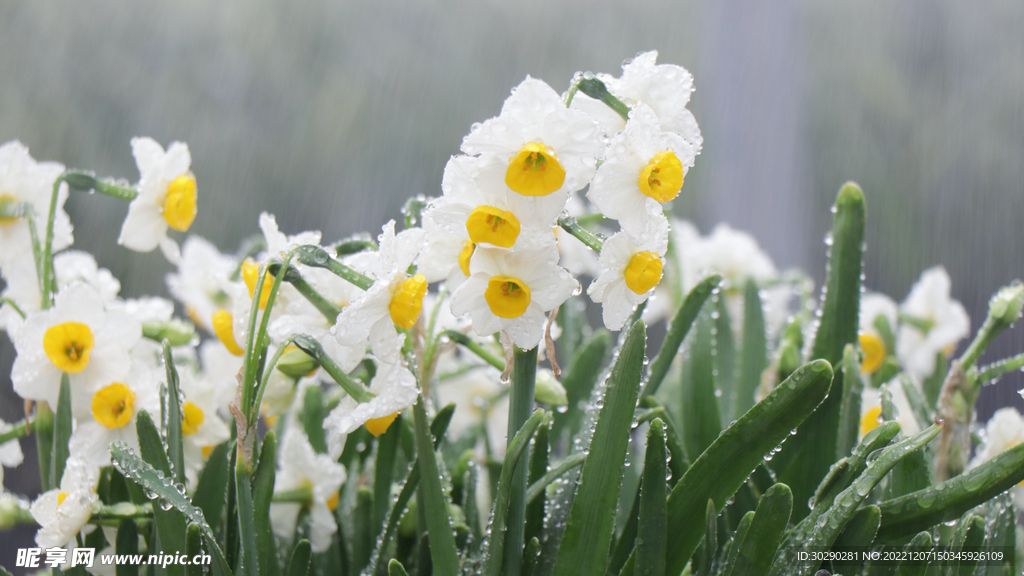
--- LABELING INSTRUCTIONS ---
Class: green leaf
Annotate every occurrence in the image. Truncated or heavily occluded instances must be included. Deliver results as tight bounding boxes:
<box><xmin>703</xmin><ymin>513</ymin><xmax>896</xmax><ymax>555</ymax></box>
<box><xmin>412</xmin><ymin>395</ymin><xmax>460</xmax><ymax>576</ymax></box>
<box><xmin>899</xmin><ymin>374</ymin><xmax>932</xmax><ymax>432</ymax></box>
<box><xmin>831</xmin><ymin>505</ymin><xmax>880</xmax><ymax>550</ymax></box>
<box><xmin>721</xmin><ymin>511</ymin><xmax>754</xmax><ymax>575</ymax></box>
<box><xmin>192</xmin><ymin>442</ymin><xmax>230</xmax><ymax>537</ymax></box>
<box><xmin>286</xmin><ymin>540</ymin><xmax>312</xmax><ymax>576</ymax></box>
<box><xmin>163</xmin><ymin>342</ymin><xmax>186</xmax><ymax>486</ymax></box>
<box><xmin>352</xmin><ymin>487</ymin><xmax>374</xmax><ymax>574</ymax></box>
<box><xmin>52</xmin><ymin>374</ymin><xmax>72</xmax><ymax>488</ymax></box>
<box><xmin>135</xmin><ymin>410</ymin><xmax>187</xmax><ymax>575</ymax></box>
<box><xmin>695</xmin><ymin>499</ymin><xmax>717</xmax><ymax>576</ymax></box>
<box><xmin>623</xmin><ymin>359</ymin><xmax>834</xmax><ymax>576</ymax></box>
<box><xmin>714</xmin><ymin>295</ymin><xmax>737</xmax><ymax>423</ymax></box>
<box><xmin>525</xmin><ymin>453</ymin><xmax>586</xmax><ymax>505</ymax></box>
<box><xmin>374</xmin><ymin>414</ymin><xmax>402</xmax><ymax>530</ymax></box>
<box><xmin>253</xmin><ymin>432</ymin><xmax>278</xmax><ymax>576</ymax></box>
<box><xmin>734</xmin><ymin>278</ymin><xmax>768</xmax><ymax>419</ymax></box>
<box><xmin>482</xmin><ymin>408</ymin><xmax>546</xmax><ymax>576</ymax></box>
<box><xmin>893</xmin><ymin>531</ymin><xmax>934</xmax><ymax>576</ymax></box>
<box><xmin>775</xmin><ymin>183</ymin><xmax>865</xmax><ymax>512</ymax></box>
<box><xmin>877</xmin><ymin>439</ymin><xmax>1024</xmax><ymax>540</ymax></box>
<box><xmin>808</xmin><ymin>422</ymin><xmax>900</xmax><ymax>517</ymax></box>
<box><xmin>110</xmin><ymin>441</ymin><xmax>231</xmax><ymax>576</ymax></box>
<box><xmin>642</xmin><ymin>274</ymin><xmax>721</xmax><ymax>399</ymax></box>
<box><xmin>387</xmin><ymin>559</ymin><xmax>410</xmax><ymax>576</ymax></box>
<box><xmin>523</xmin><ymin>537</ymin><xmax>542</xmax><ymax>576</ymax></box>
<box><xmin>235</xmin><ymin>464</ymin><xmax>259</xmax><ymax>576</ymax></box>
<box><xmin>35</xmin><ymin>403</ymin><xmax>54</xmax><ymax>491</ymax></box>
<box><xmin>506</xmin><ymin>346</ymin><xmax>539</xmax><ymax>576</ymax></box>
<box><xmin>635</xmin><ymin>419</ymin><xmax>668</xmax><ymax>576</ymax></box>
<box><xmin>551</xmin><ymin>330</ymin><xmax>610</xmax><ymax>444</ymax></box>
<box><xmin>552</xmin><ymin>320</ymin><xmax>646</xmax><ymax>576</ymax></box>
<box><xmin>115</xmin><ymin>519</ymin><xmax>139</xmax><ymax>576</ymax></box>
<box><xmin>525</xmin><ymin>414</ymin><xmax>551</xmax><ymax>545</ymax></box>
<box><xmin>185</xmin><ymin>523</ymin><xmax>203</xmax><ymax>576</ymax></box>
<box><xmin>835</xmin><ymin>344</ymin><xmax>863</xmax><ymax>460</ymax></box>
<box><xmin>772</xmin><ymin>424</ymin><xmax>942</xmax><ymax>576</ymax></box>
<box><xmin>300</xmin><ymin>386</ymin><xmax>327</xmax><ymax>454</ymax></box>
<box><xmin>723</xmin><ymin>484</ymin><xmax>793</xmax><ymax>576</ymax></box>
<box><xmin>681</xmin><ymin>310</ymin><xmax>723</xmax><ymax>460</ymax></box>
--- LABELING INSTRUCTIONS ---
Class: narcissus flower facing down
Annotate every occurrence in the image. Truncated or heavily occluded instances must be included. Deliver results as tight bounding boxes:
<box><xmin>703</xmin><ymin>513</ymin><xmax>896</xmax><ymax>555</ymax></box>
<box><xmin>589</xmin><ymin>219</ymin><xmax>669</xmax><ymax>331</ymax></box>
<box><xmin>896</xmin><ymin>267</ymin><xmax>970</xmax><ymax>380</ymax></box>
<box><xmin>166</xmin><ymin>235</ymin><xmax>235</xmax><ymax>333</ymax></box>
<box><xmin>118</xmin><ymin>137</ymin><xmax>197</xmax><ymax>259</ymax></box>
<box><xmin>462</xmin><ymin>77</ymin><xmax>603</xmax><ymax>199</ymax></box>
<box><xmin>30</xmin><ymin>458</ymin><xmax>98</xmax><ymax>549</ymax></box>
<box><xmin>450</xmin><ymin>239</ymin><xmax>577</xmax><ymax>349</ymax></box>
<box><xmin>324</xmin><ymin>359</ymin><xmax>418</xmax><ymax>457</ymax></box>
<box><xmin>271</xmin><ymin>428</ymin><xmax>346</xmax><ymax>553</ymax></box>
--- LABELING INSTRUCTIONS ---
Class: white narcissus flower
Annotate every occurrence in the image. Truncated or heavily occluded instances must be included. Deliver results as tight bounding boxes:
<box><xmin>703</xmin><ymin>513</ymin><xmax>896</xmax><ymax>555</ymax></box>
<box><xmin>54</xmin><ymin>251</ymin><xmax>121</xmax><ymax>304</ymax></box>
<box><xmin>68</xmin><ymin>363</ymin><xmax>162</xmax><ymax>473</ymax></box>
<box><xmin>589</xmin><ymin>219</ymin><xmax>670</xmax><ymax>331</ymax></box>
<box><xmin>462</xmin><ymin>77</ymin><xmax>603</xmax><ymax>199</ymax></box>
<box><xmin>969</xmin><ymin>407</ymin><xmax>1024</xmax><ymax>510</ymax></box>
<box><xmin>450</xmin><ymin>239</ymin><xmax>578</xmax><ymax>349</ymax></box>
<box><xmin>11</xmin><ymin>283</ymin><xmax>142</xmax><ymax>409</ymax></box>
<box><xmin>270</xmin><ymin>429</ymin><xmax>346</xmax><ymax>553</ymax></box>
<box><xmin>324</xmin><ymin>359</ymin><xmax>418</xmax><ymax>457</ymax></box>
<box><xmin>30</xmin><ymin>458</ymin><xmax>99</xmax><ymax>549</ymax></box>
<box><xmin>571</xmin><ymin>51</ymin><xmax>703</xmax><ymax>150</ymax></box>
<box><xmin>679</xmin><ymin>223</ymin><xmax>778</xmax><ymax>292</ymax></box>
<box><xmin>858</xmin><ymin>382</ymin><xmax>920</xmax><ymax>440</ymax></box>
<box><xmin>587</xmin><ymin>104</ymin><xmax>695</xmax><ymax>242</ymax></box>
<box><xmin>179</xmin><ymin>370</ymin><xmax>231</xmax><ymax>488</ymax></box>
<box><xmin>118</xmin><ymin>137</ymin><xmax>197</xmax><ymax>259</ymax></box>
<box><xmin>896</xmin><ymin>267</ymin><xmax>970</xmax><ymax>380</ymax></box>
<box><xmin>419</xmin><ymin>209</ymin><xmax>473</xmax><ymax>290</ymax></box>
<box><xmin>0</xmin><ymin>420</ymin><xmax>25</xmax><ymax>489</ymax></box>
<box><xmin>858</xmin><ymin>292</ymin><xmax>898</xmax><ymax>375</ymax></box>
<box><xmin>333</xmin><ymin>220</ymin><xmax>426</xmax><ymax>369</ymax></box>
<box><xmin>0</xmin><ymin>250</ymin><xmax>40</xmax><ymax>333</ymax></box>
<box><xmin>166</xmin><ymin>235</ymin><xmax>235</xmax><ymax>333</ymax></box>
<box><xmin>0</xmin><ymin>140</ymin><xmax>72</xmax><ymax>269</ymax></box>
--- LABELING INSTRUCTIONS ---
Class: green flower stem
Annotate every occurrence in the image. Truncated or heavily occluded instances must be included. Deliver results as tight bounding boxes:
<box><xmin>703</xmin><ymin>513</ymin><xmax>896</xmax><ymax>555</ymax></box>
<box><xmin>557</xmin><ymin>215</ymin><xmax>603</xmax><ymax>253</ymax></box>
<box><xmin>271</xmin><ymin>487</ymin><xmax>313</xmax><ymax>505</ymax></box>
<box><xmin>505</xmin><ymin>346</ymin><xmax>538</xmax><ymax>576</ymax></box>
<box><xmin>958</xmin><ymin>315</ymin><xmax>1003</xmax><ymax>373</ymax></box>
<box><xmin>90</xmin><ymin>502</ymin><xmax>153</xmax><ymax>521</ymax></box>
<box><xmin>524</xmin><ymin>453</ymin><xmax>586</xmax><ymax>504</ymax></box>
<box><xmin>293</xmin><ymin>334</ymin><xmax>376</xmax><ymax>403</ymax></box>
<box><xmin>249</xmin><ymin>336</ymin><xmax>297</xmax><ymax>424</ymax></box>
<box><xmin>40</xmin><ymin>175</ymin><xmax>67</xmax><ymax>309</ymax></box>
<box><xmin>93</xmin><ymin>179</ymin><xmax>138</xmax><ymax>201</ymax></box>
<box><xmin>267</xmin><ymin>262</ymin><xmax>343</xmax><ymax>321</ymax></box>
<box><xmin>293</xmin><ymin>244</ymin><xmax>374</xmax><ymax>291</ymax></box>
<box><xmin>0</xmin><ymin>418</ymin><xmax>31</xmax><ymax>445</ymax></box>
<box><xmin>0</xmin><ymin>298</ymin><xmax>25</xmax><ymax>320</ymax></box>
<box><xmin>439</xmin><ymin>330</ymin><xmax>506</xmax><ymax>371</ymax></box>
<box><xmin>975</xmin><ymin>352</ymin><xmax>1024</xmax><ymax>384</ymax></box>
<box><xmin>575</xmin><ymin>78</ymin><xmax>631</xmax><ymax>122</ymax></box>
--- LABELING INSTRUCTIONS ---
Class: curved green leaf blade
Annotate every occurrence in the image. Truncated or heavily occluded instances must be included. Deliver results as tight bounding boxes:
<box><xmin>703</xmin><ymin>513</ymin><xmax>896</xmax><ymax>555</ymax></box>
<box><xmin>552</xmin><ymin>330</ymin><xmax>611</xmax><ymax>443</ymax></box>
<box><xmin>724</xmin><ymin>483</ymin><xmax>793</xmax><ymax>576</ymax></box>
<box><xmin>162</xmin><ymin>342</ymin><xmax>186</xmax><ymax>486</ymax></box>
<box><xmin>253</xmin><ymin>431</ymin><xmax>278</xmax><ymax>576</ymax></box>
<box><xmin>552</xmin><ymin>320</ymin><xmax>646</xmax><ymax>576</ymax></box>
<box><xmin>893</xmin><ymin>531</ymin><xmax>934</xmax><ymax>576</ymax></box>
<box><xmin>286</xmin><ymin>540</ymin><xmax>312</xmax><ymax>576</ymax></box>
<box><xmin>695</xmin><ymin>499</ymin><xmax>717</xmax><ymax>576</ymax></box>
<box><xmin>635</xmin><ymin>418</ymin><xmax>668</xmax><ymax>576</ymax></box>
<box><xmin>136</xmin><ymin>410</ymin><xmax>187</xmax><ymax>576</ymax></box>
<box><xmin>52</xmin><ymin>374</ymin><xmax>72</xmax><ymax>488</ymax></box>
<box><xmin>412</xmin><ymin>395</ymin><xmax>460</xmax><ymax>576</ymax></box>
<box><xmin>733</xmin><ymin>278</ymin><xmax>768</xmax><ymax>419</ymax></box>
<box><xmin>835</xmin><ymin>344</ymin><xmax>863</xmax><ymax>461</ymax></box>
<box><xmin>681</xmin><ymin>310</ymin><xmax>722</xmax><ymax>460</ymax></box>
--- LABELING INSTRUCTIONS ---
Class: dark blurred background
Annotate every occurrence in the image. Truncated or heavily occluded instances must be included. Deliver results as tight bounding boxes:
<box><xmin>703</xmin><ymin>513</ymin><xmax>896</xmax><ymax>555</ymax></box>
<box><xmin>3</xmin><ymin>0</ymin><xmax>1024</xmax><ymax>562</ymax></box>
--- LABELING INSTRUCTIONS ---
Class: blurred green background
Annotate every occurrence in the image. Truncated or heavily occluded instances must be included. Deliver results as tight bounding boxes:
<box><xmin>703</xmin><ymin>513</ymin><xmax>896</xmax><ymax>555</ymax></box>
<box><xmin>2</xmin><ymin>0</ymin><xmax>1024</xmax><ymax>558</ymax></box>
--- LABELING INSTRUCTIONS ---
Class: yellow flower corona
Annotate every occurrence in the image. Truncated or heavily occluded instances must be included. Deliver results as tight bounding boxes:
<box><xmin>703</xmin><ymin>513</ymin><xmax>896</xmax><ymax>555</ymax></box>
<box><xmin>466</xmin><ymin>206</ymin><xmax>521</xmax><ymax>248</ymax></box>
<box><xmin>181</xmin><ymin>401</ymin><xmax>205</xmax><ymax>436</ymax></box>
<box><xmin>485</xmin><ymin>275</ymin><xmax>531</xmax><ymax>319</ymax></box>
<box><xmin>212</xmin><ymin>310</ymin><xmax>244</xmax><ymax>356</ymax></box>
<box><xmin>163</xmin><ymin>173</ymin><xmax>197</xmax><ymax>231</ymax></box>
<box><xmin>57</xmin><ymin>492</ymin><xmax>68</xmax><ymax>507</ymax></box>
<box><xmin>858</xmin><ymin>333</ymin><xmax>886</xmax><ymax>374</ymax></box>
<box><xmin>638</xmin><ymin>150</ymin><xmax>684</xmax><ymax>203</ymax></box>
<box><xmin>242</xmin><ymin>260</ymin><xmax>273</xmax><ymax>309</ymax></box>
<box><xmin>505</xmin><ymin>142</ymin><xmax>565</xmax><ymax>197</ymax></box>
<box><xmin>0</xmin><ymin>192</ymin><xmax>19</xmax><ymax>224</ymax></box>
<box><xmin>43</xmin><ymin>321</ymin><xmax>95</xmax><ymax>373</ymax></box>
<box><xmin>458</xmin><ymin>240</ymin><xmax>476</xmax><ymax>277</ymax></box>
<box><xmin>365</xmin><ymin>412</ymin><xmax>399</xmax><ymax>437</ymax></box>
<box><xmin>389</xmin><ymin>274</ymin><xmax>428</xmax><ymax>329</ymax></box>
<box><xmin>623</xmin><ymin>252</ymin><xmax>664</xmax><ymax>295</ymax></box>
<box><xmin>326</xmin><ymin>492</ymin><xmax>340</xmax><ymax>512</ymax></box>
<box><xmin>860</xmin><ymin>405</ymin><xmax>882</xmax><ymax>437</ymax></box>
<box><xmin>91</xmin><ymin>383</ymin><xmax>136</xmax><ymax>429</ymax></box>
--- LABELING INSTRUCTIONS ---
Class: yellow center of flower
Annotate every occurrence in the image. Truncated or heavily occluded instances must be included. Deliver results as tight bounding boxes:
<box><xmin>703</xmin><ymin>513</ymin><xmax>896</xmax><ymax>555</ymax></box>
<box><xmin>485</xmin><ymin>275</ymin><xmax>531</xmax><ymax>319</ymax></box>
<box><xmin>860</xmin><ymin>405</ymin><xmax>883</xmax><ymax>437</ymax></box>
<box><xmin>326</xmin><ymin>492</ymin><xmax>340</xmax><ymax>512</ymax></box>
<box><xmin>366</xmin><ymin>412</ymin><xmax>400</xmax><ymax>437</ymax></box>
<box><xmin>182</xmin><ymin>402</ymin><xmax>205</xmax><ymax>436</ymax></box>
<box><xmin>458</xmin><ymin>240</ymin><xmax>476</xmax><ymax>277</ymax></box>
<box><xmin>466</xmin><ymin>206</ymin><xmax>521</xmax><ymax>248</ymax></box>
<box><xmin>858</xmin><ymin>333</ymin><xmax>886</xmax><ymax>375</ymax></box>
<box><xmin>56</xmin><ymin>492</ymin><xmax>69</xmax><ymax>507</ymax></box>
<box><xmin>163</xmin><ymin>174</ymin><xmax>197</xmax><ymax>232</ymax></box>
<box><xmin>389</xmin><ymin>274</ymin><xmax>428</xmax><ymax>329</ymax></box>
<box><xmin>43</xmin><ymin>321</ymin><xmax>95</xmax><ymax>373</ymax></box>
<box><xmin>0</xmin><ymin>193</ymin><xmax>19</xmax><ymax>224</ymax></box>
<box><xmin>242</xmin><ymin>260</ymin><xmax>273</xmax><ymax>309</ymax></box>
<box><xmin>505</xmin><ymin>142</ymin><xmax>566</xmax><ymax>197</ymax></box>
<box><xmin>92</xmin><ymin>383</ymin><xmax>136</xmax><ymax>429</ymax></box>
<box><xmin>212</xmin><ymin>310</ymin><xmax>244</xmax><ymax>356</ymax></box>
<box><xmin>638</xmin><ymin>150</ymin><xmax>684</xmax><ymax>203</ymax></box>
<box><xmin>623</xmin><ymin>252</ymin><xmax>664</xmax><ymax>295</ymax></box>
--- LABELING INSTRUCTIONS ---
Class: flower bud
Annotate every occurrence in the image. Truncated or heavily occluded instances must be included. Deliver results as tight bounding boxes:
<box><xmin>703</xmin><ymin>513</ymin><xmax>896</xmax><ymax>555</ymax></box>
<box><xmin>988</xmin><ymin>281</ymin><xmax>1024</xmax><ymax>327</ymax></box>
<box><xmin>62</xmin><ymin>171</ymin><xmax>99</xmax><ymax>191</ymax></box>
<box><xmin>534</xmin><ymin>368</ymin><xmax>567</xmax><ymax>406</ymax></box>
<box><xmin>142</xmin><ymin>319</ymin><xmax>196</xmax><ymax>347</ymax></box>
<box><xmin>277</xmin><ymin>347</ymin><xmax>319</xmax><ymax>379</ymax></box>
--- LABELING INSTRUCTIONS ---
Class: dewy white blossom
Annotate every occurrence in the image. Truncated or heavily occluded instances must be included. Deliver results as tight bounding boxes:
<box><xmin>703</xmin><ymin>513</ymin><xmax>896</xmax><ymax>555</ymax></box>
<box><xmin>11</xmin><ymin>283</ymin><xmax>141</xmax><ymax>409</ymax></box>
<box><xmin>587</xmin><ymin>104</ymin><xmax>696</xmax><ymax>242</ymax></box>
<box><xmin>419</xmin><ymin>211</ymin><xmax>473</xmax><ymax>289</ymax></box>
<box><xmin>462</xmin><ymin>77</ymin><xmax>603</xmax><ymax>199</ymax></box>
<box><xmin>896</xmin><ymin>267</ymin><xmax>970</xmax><ymax>380</ymax></box>
<box><xmin>271</xmin><ymin>428</ymin><xmax>346</xmax><ymax>553</ymax></box>
<box><xmin>969</xmin><ymin>407</ymin><xmax>1024</xmax><ymax>510</ymax></box>
<box><xmin>0</xmin><ymin>140</ymin><xmax>72</xmax><ymax>269</ymax></box>
<box><xmin>680</xmin><ymin>222</ymin><xmax>778</xmax><ymax>292</ymax></box>
<box><xmin>589</xmin><ymin>219</ymin><xmax>670</xmax><ymax>331</ymax></box>
<box><xmin>0</xmin><ymin>250</ymin><xmax>40</xmax><ymax>333</ymax></box>
<box><xmin>333</xmin><ymin>220</ymin><xmax>426</xmax><ymax>369</ymax></box>
<box><xmin>166</xmin><ymin>235</ymin><xmax>235</xmax><ymax>333</ymax></box>
<box><xmin>859</xmin><ymin>383</ymin><xmax>920</xmax><ymax>440</ymax></box>
<box><xmin>571</xmin><ymin>51</ymin><xmax>703</xmax><ymax>150</ymax></box>
<box><xmin>30</xmin><ymin>458</ymin><xmax>99</xmax><ymax>549</ymax></box>
<box><xmin>118</xmin><ymin>137</ymin><xmax>197</xmax><ymax>259</ymax></box>
<box><xmin>54</xmin><ymin>251</ymin><xmax>121</xmax><ymax>304</ymax></box>
<box><xmin>0</xmin><ymin>420</ymin><xmax>25</xmax><ymax>489</ymax></box>
<box><xmin>178</xmin><ymin>369</ymin><xmax>231</xmax><ymax>487</ymax></box>
<box><xmin>450</xmin><ymin>239</ymin><xmax>578</xmax><ymax>349</ymax></box>
<box><xmin>859</xmin><ymin>292</ymin><xmax>898</xmax><ymax>374</ymax></box>
<box><xmin>324</xmin><ymin>359</ymin><xmax>418</xmax><ymax>457</ymax></box>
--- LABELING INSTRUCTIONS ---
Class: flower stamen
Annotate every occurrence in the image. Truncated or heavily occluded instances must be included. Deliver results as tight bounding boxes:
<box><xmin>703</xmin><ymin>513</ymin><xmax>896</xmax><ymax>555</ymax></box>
<box><xmin>623</xmin><ymin>252</ymin><xmax>663</xmax><ymax>294</ymax></box>
<box><xmin>91</xmin><ymin>383</ymin><xmax>135</xmax><ymax>429</ymax></box>
<box><xmin>505</xmin><ymin>142</ymin><xmax>566</xmax><ymax>197</ymax></box>
<box><xmin>163</xmin><ymin>173</ymin><xmax>197</xmax><ymax>231</ymax></box>
<box><xmin>466</xmin><ymin>206</ymin><xmax>521</xmax><ymax>248</ymax></box>
<box><xmin>43</xmin><ymin>322</ymin><xmax>95</xmax><ymax>373</ymax></box>
<box><xmin>485</xmin><ymin>275</ymin><xmax>532</xmax><ymax>318</ymax></box>
<box><xmin>389</xmin><ymin>274</ymin><xmax>428</xmax><ymax>329</ymax></box>
<box><xmin>638</xmin><ymin>150</ymin><xmax>684</xmax><ymax>202</ymax></box>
